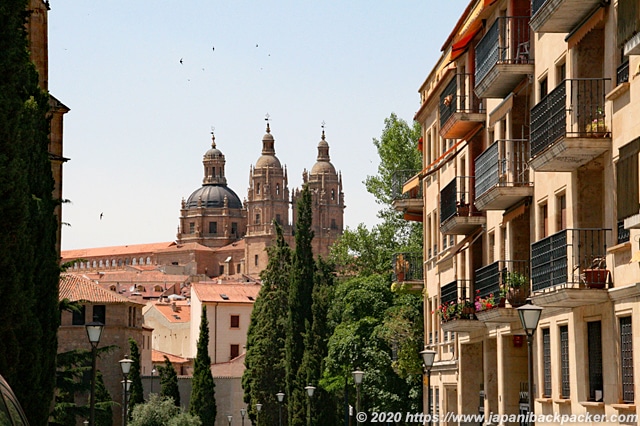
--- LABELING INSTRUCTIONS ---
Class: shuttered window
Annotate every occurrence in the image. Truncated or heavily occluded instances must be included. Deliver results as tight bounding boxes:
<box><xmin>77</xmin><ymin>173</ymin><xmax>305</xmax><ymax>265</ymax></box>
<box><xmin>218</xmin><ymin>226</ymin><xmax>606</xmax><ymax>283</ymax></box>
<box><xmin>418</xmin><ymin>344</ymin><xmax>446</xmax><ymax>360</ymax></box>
<box><xmin>617</xmin><ymin>138</ymin><xmax>640</xmax><ymax>220</ymax></box>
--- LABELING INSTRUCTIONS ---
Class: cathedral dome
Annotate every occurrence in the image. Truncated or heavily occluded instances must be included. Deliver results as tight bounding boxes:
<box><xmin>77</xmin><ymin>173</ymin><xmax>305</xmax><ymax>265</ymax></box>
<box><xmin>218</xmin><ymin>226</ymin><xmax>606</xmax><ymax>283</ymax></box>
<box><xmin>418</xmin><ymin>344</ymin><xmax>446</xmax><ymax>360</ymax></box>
<box><xmin>310</xmin><ymin>160</ymin><xmax>336</xmax><ymax>175</ymax></box>
<box><xmin>255</xmin><ymin>122</ymin><xmax>282</xmax><ymax>168</ymax></box>
<box><xmin>310</xmin><ymin>130</ymin><xmax>336</xmax><ymax>175</ymax></box>
<box><xmin>256</xmin><ymin>154</ymin><xmax>281</xmax><ymax>168</ymax></box>
<box><xmin>185</xmin><ymin>185</ymin><xmax>243</xmax><ymax>209</ymax></box>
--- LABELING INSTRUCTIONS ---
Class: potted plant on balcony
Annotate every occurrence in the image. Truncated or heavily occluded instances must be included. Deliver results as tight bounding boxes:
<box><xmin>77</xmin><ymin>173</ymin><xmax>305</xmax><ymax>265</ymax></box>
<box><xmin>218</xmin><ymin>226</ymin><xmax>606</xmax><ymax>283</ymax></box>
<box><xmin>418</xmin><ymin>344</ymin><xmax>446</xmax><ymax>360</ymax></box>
<box><xmin>395</xmin><ymin>254</ymin><xmax>408</xmax><ymax>282</ymax></box>
<box><xmin>503</xmin><ymin>271</ymin><xmax>529</xmax><ymax>307</ymax></box>
<box><xmin>585</xmin><ymin>108</ymin><xmax>608</xmax><ymax>137</ymax></box>
<box><xmin>583</xmin><ymin>257</ymin><xmax>609</xmax><ymax>289</ymax></box>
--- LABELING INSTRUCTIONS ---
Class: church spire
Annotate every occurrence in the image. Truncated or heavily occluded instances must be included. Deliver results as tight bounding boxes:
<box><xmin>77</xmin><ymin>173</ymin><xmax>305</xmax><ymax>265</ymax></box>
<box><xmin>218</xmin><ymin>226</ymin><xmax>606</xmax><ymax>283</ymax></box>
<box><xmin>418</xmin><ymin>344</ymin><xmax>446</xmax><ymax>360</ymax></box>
<box><xmin>317</xmin><ymin>121</ymin><xmax>330</xmax><ymax>162</ymax></box>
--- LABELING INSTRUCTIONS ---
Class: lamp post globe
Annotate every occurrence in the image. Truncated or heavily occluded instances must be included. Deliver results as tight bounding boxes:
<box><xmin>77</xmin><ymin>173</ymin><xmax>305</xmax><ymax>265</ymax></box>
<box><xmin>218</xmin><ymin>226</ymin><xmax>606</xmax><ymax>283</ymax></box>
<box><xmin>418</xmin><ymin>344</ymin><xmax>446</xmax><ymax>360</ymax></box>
<box><xmin>304</xmin><ymin>385</ymin><xmax>316</xmax><ymax>426</ymax></box>
<box><xmin>240</xmin><ymin>407</ymin><xmax>246</xmax><ymax>426</ymax></box>
<box><xmin>517</xmin><ymin>299</ymin><xmax>543</xmax><ymax>425</ymax></box>
<box><xmin>420</xmin><ymin>349</ymin><xmax>436</xmax><ymax>426</ymax></box>
<box><xmin>276</xmin><ymin>392</ymin><xmax>285</xmax><ymax>426</ymax></box>
<box><xmin>119</xmin><ymin>356</ymin><xmax>134</xmax><ymax>426</ymax></box>
<box><xmin>255</xmin><ymin>403</ymin><xmax>262</xmax><ymax>426</ymax></box>
<box><xmin>227</xmin><ymin>414</ymin><xmax>232</xmax><ymax>426</ymax></box>
<box><xmin>352</xmin><ymin>370</ymin><xmax>365</xmax><ymax>425</ymax></box>
<box><xmin>85</xmin><ymin>320</ymin><xmax>103</xmax><ymax>426</ymax></box>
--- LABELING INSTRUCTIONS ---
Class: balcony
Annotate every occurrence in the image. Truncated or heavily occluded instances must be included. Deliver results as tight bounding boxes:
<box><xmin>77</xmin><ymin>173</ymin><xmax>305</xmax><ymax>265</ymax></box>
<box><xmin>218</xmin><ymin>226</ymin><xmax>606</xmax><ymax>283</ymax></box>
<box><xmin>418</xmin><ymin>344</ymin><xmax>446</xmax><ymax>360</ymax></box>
<box><xmin>530</xmin><ymin>78</ymin><xmax>611</xmax><ymax>172</ymax></box>
<box><xmin>619</xmin><ymin>0</ymin><xmax>640</xmax><ymax>55</ymax></box>
<box><xmin>474</xmin><ymin>260</ymin><xmax>530</xmax><ymax>323</ymax></box>
<box><xmin>440</xmin><ymin>176</ymin><xmax>485</xmax><ymax>235</ymax></box>
<box><xmin>391</xmin><ymin>170</ymin><xmax>423</xmax><ymax>222</ymax></box>
<box><xmin>531</xmin><ymin>0</ymin><xmax>603</xmax><ymax>33</ymax></box>
<box><xmin>440</xmin><ymin>73</ymin><xmax>485</xmax><ymax>139</ymax></box>
<box><xmin>530</xmin><ymin>228</ymin><xmax>612</xmax><ymax>308</ymax></box>
<box><xmin>392</xmin><ymin>252</ymin><xmax>424</xmax><ymax>291</ymax></box>
<box><xmin>475</xmin><ymin>139</ymin><xmax>533</xmax><ymax>211</ymax></box>
<box><xmin>475</xmin><ymin>16</ymin><xmax>534</xmax><ymax>99</ymax></box>
<box><xmin>439</xmin><ymin>280</ymin><xmax>485</xmax><ymax>333</ymax></box>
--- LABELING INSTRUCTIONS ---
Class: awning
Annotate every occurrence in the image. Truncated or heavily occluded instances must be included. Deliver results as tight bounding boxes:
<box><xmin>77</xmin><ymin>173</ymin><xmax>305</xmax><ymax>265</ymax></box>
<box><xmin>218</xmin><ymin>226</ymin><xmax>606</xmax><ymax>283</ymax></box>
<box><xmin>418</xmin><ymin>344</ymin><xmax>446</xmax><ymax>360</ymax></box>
<box><xmin>447</xmin><ymin>0</ymin><xmax>496</xmax><ymax>62</ymax></box>
<box><xmin>502</xmin><ymin>201</ymin><xmax>528</xmax><ymax>224</ymax></box>
<box><xmin>437</xmin><ymin>228</ymin><xmax>484</xmax><ymax>265</ymax></box>
<box><xmin>402</xmin><ymin>172</ymin><xmax>422</xmax><ymax>195</ymax></box>
<box><xmin>489</xmin><ymin>93</ymin><xmax>514</xmax><ymax>127</ymax></box>
<box><xmin>567</xmin><ymin>7</ymin><xmax>605</xmax><ymax>50</ymax></box>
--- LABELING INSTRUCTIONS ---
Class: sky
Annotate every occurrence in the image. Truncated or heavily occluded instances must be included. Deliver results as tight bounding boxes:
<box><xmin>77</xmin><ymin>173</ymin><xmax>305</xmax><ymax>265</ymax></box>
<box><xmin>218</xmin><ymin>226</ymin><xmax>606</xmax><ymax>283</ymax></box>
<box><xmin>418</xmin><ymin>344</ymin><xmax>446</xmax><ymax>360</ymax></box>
<box><xmin>48</xmin><ymin>1</ymin><xmax>469</xmax><ymax>251</ymax></box>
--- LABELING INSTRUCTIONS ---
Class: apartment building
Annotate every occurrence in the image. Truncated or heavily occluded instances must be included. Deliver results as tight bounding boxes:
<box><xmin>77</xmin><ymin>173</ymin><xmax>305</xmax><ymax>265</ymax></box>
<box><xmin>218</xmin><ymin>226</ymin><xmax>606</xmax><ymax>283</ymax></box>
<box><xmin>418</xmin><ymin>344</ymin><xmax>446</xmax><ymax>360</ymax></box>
<box><xmin>395</xmin><ymin>0</ymin><xmax>640</xmax><ymax>423</ymax></box>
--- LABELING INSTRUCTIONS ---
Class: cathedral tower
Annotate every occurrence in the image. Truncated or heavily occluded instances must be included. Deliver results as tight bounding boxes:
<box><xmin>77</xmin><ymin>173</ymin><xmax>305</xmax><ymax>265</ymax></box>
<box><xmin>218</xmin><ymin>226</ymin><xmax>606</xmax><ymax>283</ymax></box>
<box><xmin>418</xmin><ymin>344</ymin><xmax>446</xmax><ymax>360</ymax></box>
<box><xmin>177</xmin><ymin>133</ymin><xmax>247</xmax><ymax>249</ymax></box>
<box><xmin>292</xmin><ymin>126</ymin><xmax>345</xmax><ymax>259</ymax></box>
<box><xmin>244</xmin><ymin>121</ymin><xmax>291</xmax><ymax>276</ymax></box>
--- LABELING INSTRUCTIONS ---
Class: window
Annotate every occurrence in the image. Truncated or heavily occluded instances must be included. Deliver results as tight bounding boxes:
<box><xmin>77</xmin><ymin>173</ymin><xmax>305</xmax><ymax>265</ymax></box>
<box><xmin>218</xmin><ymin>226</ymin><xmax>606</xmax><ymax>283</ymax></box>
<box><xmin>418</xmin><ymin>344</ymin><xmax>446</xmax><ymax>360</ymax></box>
<box><xmin>331</xmin><ymin>218</ymin><xmax>337</xmax><ymax>230</ymax></box>
<box><xmin>276</xmin><ymin>183</ymin><xmax>280</xmax><ymax>195</ymax></box>
<box><xmin>219</xmin><ymin>265</ymin><xmax>224</xmax><ymax>275</ymax></box>
<box><xmin>560</xmin><ymin>325</ymin><xmax>570</xmax><ymax>398</ymax></box>
<box><xmin>616</xmin><ymin>138</ymin><xmax>640</xmax><ymax>221</ymax></box>
<box><xmin>557</xmin><ymin>194</ymin><xmax>566</xmax><ymax>231</ymax></box>
<box><xmin>230</xmin><ymin>315</ymin><xmax>240</xmax><ymax>328</ymax></box>
<box><xmin>540</xmin><ymin>203</ymin><xmax>548</xmax><ymax>238</ymax></box>
<box><xmin>255</xmin><ymin>213</ymin><xmax>261</xmax><ymax>225</ymax></box>
<box><xmin>620</xmin><ymin>316</ymin><xmax>634</xmax><ymax>402</ymax></box>
<box><xmin>230</xmin><ymin>344</ymin><xmax>240</xmax><ymax>359</ymax></box>
<box><xmin>93</xmin><ymin>305</ymin><xmax>106</xmax><ymax>325</ymax></box>
<box><xmin>539</xmin><ymin>76</ymin><xmax>548</xmax><ymax>99</ymax></box>
<box><xmin>331</xmin><ymin>189</ymin><xmax>335</xmax><ymax>200</ymax></box>
<box><xmin>488</xmin><ymin>232</ymin><xmax>495</xmax><ymax>264</ymax></box>
<box><xmin>556</xmin><ymin>61</ymin><xmax>566</xmax><ymax>84</ymax></box>
<box><xmin>254</xmin><ymin>255</ymin><xmax>259</xmax><ymax>266</ymax></box>
<box><xmin>275</xmin><ymin>214</ymin><xmax>281</xmax><ymax>225</ymax></box>
<box><xmin>231</xmin><ymin>222</ymin><xmax>238</xmax><ymax>235</ymax></box>
<box><xmin>256</xmin><ymin>183</ymin><xmax>260</xmax><ymax>194</ymax></box>
<box><xmin>587</xmin><ymin>321</ymin><xmax>603</xmax><ymax>401</ymax></box>
<box><xmin>189</xmin><ymin>222</ymin><xmax>195</xmax><ymax>234</ymax></box>
<box><xmin>542</xmin><ymin>328</ymin><xmax>551</xmax><ymax>397</ymax></box>
<box><xmin>236</xmin><ymin>264</ymin><xmax>241</xmax><ymax>274</ymax></box>
<box><xmin>72</xmin><ymin>305</ymin><xmax>86</xmax><ymax>325</ymax></box>
<box><xmin>209</xmin><ymin>222</ymin><xmax>217</xmax><ymax>234</ymax></box>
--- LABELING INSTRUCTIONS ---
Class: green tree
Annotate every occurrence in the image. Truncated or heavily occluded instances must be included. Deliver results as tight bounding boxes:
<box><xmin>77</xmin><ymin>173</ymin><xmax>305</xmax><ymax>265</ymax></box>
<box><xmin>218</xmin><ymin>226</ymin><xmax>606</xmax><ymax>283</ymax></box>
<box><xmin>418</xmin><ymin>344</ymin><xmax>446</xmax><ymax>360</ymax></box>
<box><xmin>159</xmin><ymin>356</ymin><xmax>181</xmax><ymax>407</ymax></box>
<box><xmin>130</xmin><ymin>394</ymin><xmax>201</xmax><ymax>426</ymax></box>
<box><xmin>94</xmin><ymin>371</ymin><xmax>114</xmax><ymax>426</ymax></box>
<box><xmin>0</xmin><ymin>2</ymin><xmax>61</xmax><ymax>424</ymax></box>
<box><xmin>189</xmin><ymin>305</ymin><xmax>216</xmax><ymax>425</ymax></box>
<box><xmin>242</xmin><ymin>222</ymin><xmax>291</xmax><ymax>425</ymax></box>
<box><xmin>128</xmin><ymin>338</ymin><xmax>145</xmax><ymax>415</ymax></box>
<box><xmin>286</xmin><ymin>185</ymin><xmax>316</xmax><ymax>426</ymax></box>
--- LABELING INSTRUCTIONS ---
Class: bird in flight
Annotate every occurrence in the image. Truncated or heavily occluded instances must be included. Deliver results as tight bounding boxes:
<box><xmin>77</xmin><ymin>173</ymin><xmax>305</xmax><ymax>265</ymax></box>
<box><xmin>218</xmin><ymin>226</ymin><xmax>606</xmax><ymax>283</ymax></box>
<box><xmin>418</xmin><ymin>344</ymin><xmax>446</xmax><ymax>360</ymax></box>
<box><xmin>100</xmin><ymin>212</ymin><xmax>103</xmax><ymax>220</ymax></box>
<box><xmin>212</xmin><ymin>46</ymin><xmax>215</xmax><ymax>52</ymax></box>
<box><xmin>179</xmin><ymin>58</ymin><xmax>183</xmax><ymax>64</ymax></box>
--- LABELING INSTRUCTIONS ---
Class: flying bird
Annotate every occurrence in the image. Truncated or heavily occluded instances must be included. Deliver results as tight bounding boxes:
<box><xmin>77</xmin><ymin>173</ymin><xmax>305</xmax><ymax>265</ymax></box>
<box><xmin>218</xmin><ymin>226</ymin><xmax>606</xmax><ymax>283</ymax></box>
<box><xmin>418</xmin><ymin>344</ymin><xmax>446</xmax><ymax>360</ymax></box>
<box><xmin>100</xmin><ymin>212</ymin><xmax>103</xmax><ymax>220</ymax></box>
<box><xmin>179</xmin><ymin>58</ymin><xmax>183</xmax><ymax>64</ymax></box>
<box><xmin>212</xmin><ymin>46</ymin><xmax>215</xmax><ymax>52</ymax></box>
<box><xmin>256</xmin><ymin>44</ymin><xmax>258</xmax><ymax>47</ymax></box>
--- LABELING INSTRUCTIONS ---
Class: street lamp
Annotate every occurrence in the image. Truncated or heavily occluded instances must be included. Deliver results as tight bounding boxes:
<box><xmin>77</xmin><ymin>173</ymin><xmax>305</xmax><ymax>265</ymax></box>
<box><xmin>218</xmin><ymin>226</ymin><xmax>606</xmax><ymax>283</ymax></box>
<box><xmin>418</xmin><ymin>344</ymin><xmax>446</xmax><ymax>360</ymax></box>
<box><xmin>517</xmin><ymin>299</ymin><xmax>543</xmax><ymax>424</ymax></box>
<box><xmin>255</xmin><ymin>403</ymin><xmax>262</xmax><ymax>426</ymax></box>
<box><xmin>119</xmin><ymin>355</ymin><xmax>134</xmax><ymax>426</ymax></box>
<box><xmin>420</xmin><ymin>349</ymin><xmax>436</xmax><ymax>426</ymax></box>
<box><xmin>85</xmin><ymin>320</ymin><xmax>104</xmax><ymax>426</ymax></box>
<box><xmin>240</xmin><ymin>407</ymin><xmax>246</xmax><ymax>426</ymax></box>
<box><xmin>227</xmin><ymin>414</ymin><xmax>233</xmax><ymax>426</ymax></box>
<box><xmin>276</xmin><ymin>391</ymin><xmax>285</xmax><ymax>426</ymax></box>
<box><xmin>305</xmin><ymin>384</ymin><xmax>316</xmax><ymax>426</ymax></box>
<box><xmin>150</xmin><ymin>367</ymin><xmax>157</xmax><ymax>395</ymax></box>
<box><xmin>352</xmin><ymin>370</ymin><xmax>364</xmax><ymax>425</ymax></box>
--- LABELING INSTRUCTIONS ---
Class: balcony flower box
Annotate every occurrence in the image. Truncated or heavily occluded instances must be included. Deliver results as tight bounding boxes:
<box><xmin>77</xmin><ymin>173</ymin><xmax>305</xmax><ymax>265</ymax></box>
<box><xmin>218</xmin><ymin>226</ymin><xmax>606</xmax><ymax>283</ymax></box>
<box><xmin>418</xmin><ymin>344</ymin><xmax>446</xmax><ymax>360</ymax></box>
<box><xmin>583</xmin><ymin>269</ymin><xmax>609</xmax><ymax>289</ymax></box>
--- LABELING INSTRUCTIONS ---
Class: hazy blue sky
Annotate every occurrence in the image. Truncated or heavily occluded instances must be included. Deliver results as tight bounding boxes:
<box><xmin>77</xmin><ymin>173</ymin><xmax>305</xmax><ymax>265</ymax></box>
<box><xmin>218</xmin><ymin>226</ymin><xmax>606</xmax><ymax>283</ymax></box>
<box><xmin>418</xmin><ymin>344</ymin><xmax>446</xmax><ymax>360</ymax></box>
<box><xmin>49</xmin><ymin>1</ymin><xmax>468</xmax><ymax>250</ymax></box>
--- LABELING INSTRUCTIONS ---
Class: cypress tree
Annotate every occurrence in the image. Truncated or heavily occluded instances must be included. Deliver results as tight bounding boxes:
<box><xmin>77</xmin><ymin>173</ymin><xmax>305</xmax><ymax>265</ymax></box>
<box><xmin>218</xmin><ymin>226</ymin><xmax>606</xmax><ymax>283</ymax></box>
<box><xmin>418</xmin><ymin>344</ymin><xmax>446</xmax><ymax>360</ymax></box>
<box><xmin>159</xmin><ymin>356</ymin><xmax>181</xmax><ymax>407</ymax></box>
<box><xmin>189</xmin><ymin>305</ymin><xmax>216</xmax><ymax>424</ymax></box>
<box><xmin>286</xmin><ymin>185</ymin><xmax>315</xmax><ymax>425</ymax></box>
<box><xmin>242</xmin><ymin>222</ymin><xmax>291</xmax><ymax>425</ymax></box>
<box><xmin>0</xmin><ymin>2</ymin><xmax>60</xmax><ymax>424</ymax></box>
<box><xmin>128</xmin><ymin>338</ymin><xmax>145</xmax><ymax>415</ymax></box>
<box><xmin>94</xmin><ymin>371</ymin><xmax>114</xmax><ymax>426</ymax></box>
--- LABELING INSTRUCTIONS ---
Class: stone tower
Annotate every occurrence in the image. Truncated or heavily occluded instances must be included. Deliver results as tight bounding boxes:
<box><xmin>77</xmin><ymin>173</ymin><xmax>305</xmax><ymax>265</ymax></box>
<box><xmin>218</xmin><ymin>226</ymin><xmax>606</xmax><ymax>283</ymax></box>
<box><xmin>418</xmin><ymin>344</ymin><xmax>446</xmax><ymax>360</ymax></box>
<box><xmin>244</xmin><ymin>121</ymin><xmax>291</xmax><ymax>276</ymax></box>
<box><xmin>292</xmin><ymin>127</ymin><xmax>345</xmax><ymax>259</ymax></box>
<box><xmin>177</xmin><ymin>133</ymin><xmax>247</xmax><ymax>248</ymax></box>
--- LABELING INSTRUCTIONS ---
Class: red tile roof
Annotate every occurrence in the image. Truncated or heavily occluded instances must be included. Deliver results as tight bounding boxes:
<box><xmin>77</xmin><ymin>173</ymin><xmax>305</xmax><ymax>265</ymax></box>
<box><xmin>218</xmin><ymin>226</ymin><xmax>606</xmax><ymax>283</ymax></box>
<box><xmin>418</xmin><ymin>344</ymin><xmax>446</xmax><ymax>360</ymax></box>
<box><xmin>59</xmin><ymin>274</ymin><xmax>145</xmax><ymax>305</ymax></box>
<box><xmin>210</xmin><ymin>353</ymin><xmax>246</xmax><ymax>378</ymax></box>
<box><xmin>152</xmin><ymin>302</ymin><xmax>191</xmax><ymax>323</ymax></box>
<box><xmin>61</xmin><ymin>241</ymin><xmax>175</xmax><ymax>260</ymax></box>
<box><xmin>192</xmin><ymin>281</ymin><xmax>261</xmax><ymax>303</ymax></box>
<box><xmin>214</xmin><ymin>239</ymin><xmax>245</xmax><ymax>252</ymax></box>
<box><xmin>84</xmin><ymin>270</ymin><xmax>189</xmax><ymax>283</ymax></box>
<box><xmin>154</xmin><ymin>242</ymin><xmax>214</xmax><ymax>253</ymax></box>
<box><xmin>152</xmin><ymin>349</ymin><xmax>190</xmax><ymax>364</ymax></box>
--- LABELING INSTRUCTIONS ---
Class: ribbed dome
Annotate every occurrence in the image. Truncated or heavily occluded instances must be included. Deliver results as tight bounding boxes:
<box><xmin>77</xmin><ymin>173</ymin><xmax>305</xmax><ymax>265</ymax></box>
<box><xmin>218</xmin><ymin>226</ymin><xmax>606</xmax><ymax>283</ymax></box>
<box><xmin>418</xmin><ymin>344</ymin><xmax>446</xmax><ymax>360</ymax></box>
<box><xmin>205</xmin><ymin>134</ymin><xmax>223</xmax><ymax>159</ymax></box>
<box><xmin>255</xmin><ymin>122</ymin><xmax>281</xmax><ymax>168</ymax></box>
<box><xmin>310</xmin><ymin>130</ymin><xmax>335</xmax><ymax>175</ymax></box>
<box><xmin>256</xmin><ymin>155</ymin><xmax>281</xmax><ymax>168</ymax></box>
<box><xmin>311</xmin><ymin>161</ymin><xmax>336</xmax><ymax>175</ymax></box>
<box><xmin>185</xmin><ymin>185</ymin><xmax>243</xmax><ymax>209</ymax></box>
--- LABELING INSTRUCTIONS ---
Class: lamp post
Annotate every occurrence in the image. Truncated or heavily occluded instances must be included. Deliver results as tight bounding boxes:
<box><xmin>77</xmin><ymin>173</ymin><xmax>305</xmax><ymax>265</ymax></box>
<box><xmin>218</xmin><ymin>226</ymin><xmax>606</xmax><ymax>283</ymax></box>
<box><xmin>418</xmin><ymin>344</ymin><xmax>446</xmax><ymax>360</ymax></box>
<box><xmin>255</xmin><ymin>403</ymin><xmax>262</xmax><ymax>426</ymax></box>
<box><xmin>85</xmin><ymin>320</ymin><xmax>104</xmax><ymax>426</ymax></box>
<box><xmin>240</xmin><ymin>407</ymin><xmax>246</xmax><ymax>426</ymax></box>
<box><xmin>305</xmin><ymin>384</ymin><xmax>316</xmax><ymax>426</ymax></box>
<box><xmin>150</xmin><ymin>367</ymin><xmax>157</xmax><ymax>395</ymax></box>
<box><xmin>119</xmin><ymin>355</ymin><xmax>134</xmax><ymax>426</ymax></box>
<box><xmin>352</xmin><ymin>370</ymin><xmax>364</xmax><ymax>425</ymax></box>
<box><xmin>276</xmin><ymin>392</ymin><xmax>285</xmax><ymax>426</ymax></box>
<box><xmin>517</xmin><ymin>300</ymin><xmax>543</xmax><ymax>425</ymax></box>
<box><xmin>420</xmin><ymin>349</ymin><xmax>436</xmax><ymax>426</ymax></box>
<box><xmin>227</xmin><ymin>414</ymin><xmax>233</xmax><ymax>426</ymax></box>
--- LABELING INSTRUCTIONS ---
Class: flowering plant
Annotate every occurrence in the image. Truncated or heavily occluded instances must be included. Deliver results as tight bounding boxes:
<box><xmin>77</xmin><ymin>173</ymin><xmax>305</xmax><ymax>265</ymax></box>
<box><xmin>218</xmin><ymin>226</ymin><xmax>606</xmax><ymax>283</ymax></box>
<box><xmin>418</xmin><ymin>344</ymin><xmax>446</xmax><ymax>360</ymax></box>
<box><xmin>475</xmin><ymin>290</ymin><xmax>497</xmax><ymax>311</ymax></box>
<box><xmin>585</xmin><ymin>108</ymin><xmax>608</xmax><ymax>134</ymax></box>
<box><xmin>434</xmin><ymin>298</ymin><xmax>475</xmax><ymax>321</ymax></box>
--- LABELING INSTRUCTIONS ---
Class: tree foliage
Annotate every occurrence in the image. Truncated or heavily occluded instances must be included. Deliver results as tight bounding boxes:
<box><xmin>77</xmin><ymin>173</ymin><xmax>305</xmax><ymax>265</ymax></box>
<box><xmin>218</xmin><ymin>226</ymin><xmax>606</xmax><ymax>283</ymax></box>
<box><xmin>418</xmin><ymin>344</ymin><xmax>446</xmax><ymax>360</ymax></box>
<box><xmin>128</xmin><ymin>338</ymin><xmax>145</xmax><ymax>414</ymax></box>
<box><xmin>242</xmin><ymin>222</ymin><xmax>290</xmax><ymax>425</ymax></box>
<box><xmin>130</xmin><ymin>394</ymin><xmax>201</xmax><ymax>426</ymax></box>
<box><xmin>0</xmin><ymin>1</ymin><xmax>61</xmax><ymax>424</ymax></box>
<box><xmin>189</xmin><ymin>305</ymin><xmax>216</xmax><ymax>425</ymax></box>
<box><xmin>159</xmin><ymin>356</ymin><xmax>181</xmax><ymax>407</ymax></box>
<box><xmin>286</xmin><ymin>186</ymin><xmax>316</xmax><ymax>425</ymax></box>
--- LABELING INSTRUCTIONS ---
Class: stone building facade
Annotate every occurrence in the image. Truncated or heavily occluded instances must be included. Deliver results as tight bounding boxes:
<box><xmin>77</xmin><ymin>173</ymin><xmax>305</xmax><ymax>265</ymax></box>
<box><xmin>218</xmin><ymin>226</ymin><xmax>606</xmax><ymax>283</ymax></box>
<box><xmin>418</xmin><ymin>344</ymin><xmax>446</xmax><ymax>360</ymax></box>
<box><xmin>398</xmin><ymin>0</ymin><xmax>640</xmax><ymax>424</ymax></box>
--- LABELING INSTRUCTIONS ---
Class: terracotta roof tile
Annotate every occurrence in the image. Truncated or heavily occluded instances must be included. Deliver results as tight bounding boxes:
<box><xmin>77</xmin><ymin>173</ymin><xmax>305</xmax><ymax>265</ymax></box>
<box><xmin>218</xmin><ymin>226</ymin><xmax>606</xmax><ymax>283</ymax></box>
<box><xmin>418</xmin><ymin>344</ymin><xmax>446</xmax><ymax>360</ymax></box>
<box><xmin>61</xmin><ymin>241</ymin><xmax>175</xmax><ymax>260</ymax></box>
<box><xmin>152</xmin><ymin>349</ymin><xmax>190</xmax><ymax>364</ymax></box>
<box><xmin>210</xmin><ymin>353</ymin><xmax>246</xmax><ymax>378</ymax></box>
<box><xmin>214</xmin><ymin>239</ymin><xmax>245</xmax><ymax>251</ymax></box>
<box><xmin>192</xmin><ymin>281</ymin><xmax>261</xmax><ymax>303</ymax></box>
<box><xmin>59</xmin><ymin>274</ymin><xmax>145</xmax><ymax>305</ymax></box>
<box><xmin>152</xmin><ymin>302</ymin><xmax>191</xmax><ymax>323</ymax></box>
<box><xmin>154</xmin><ymin>242</ymin><xmax>214</xmax><ymax>253</ymax></box>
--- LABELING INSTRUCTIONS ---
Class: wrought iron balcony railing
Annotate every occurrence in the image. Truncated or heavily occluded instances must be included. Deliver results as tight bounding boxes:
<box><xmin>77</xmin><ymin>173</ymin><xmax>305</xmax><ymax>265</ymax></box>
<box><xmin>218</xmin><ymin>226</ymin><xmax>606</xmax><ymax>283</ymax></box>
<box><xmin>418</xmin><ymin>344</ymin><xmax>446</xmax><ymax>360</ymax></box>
<box><xmin>440</xmin><ymin>176</ymin><xmax>477</xmax><ymax>225</ymax></box>
<box><xmin>531</xmin><ymin>228</ymin><xmax>611</xmax><ymax>292</ymax></box>
<box><xmin>531</xmin><ymin>78</ymin><xmax>610</xmax><ymax>158</ymax></box>
<box><xmin>475</xmin><ymin>16</ymin><xmax>532</xmax><ymax>84</ymax></box>
<box><xmin>440</xmin><ymin>280</ymin><xmax>468</xmax><ymax>306</ymax></box>
<box><xmin>440</xmin><ymin>73</ymin><xmax>484</xmax><ymax>129</ymax></box>
<box><xmin>475</xmin><ymin>260</ymin><xmax>530</xmax><ymax>300</ymax></box>
<box><xmin>617</xmin><ymin>61</ymin><xmax>630</xmax><ymax>86</ymax></box>
<box><xmin>391</xmin><ymin>169</ymin><xmax>422</xmax><ymax>201</ymax></box>
<box><xmin>475</xmin><ymin>139</ymin><xmax>531</xmax><ymax>198</ymax></box>
<box><xmin>618</xmin><ymin>220</ymin><xmax>630</xmax><ymax>244</ymax></box>
<box><xmin>392</xmin><ymin>252</ymin><xmax>424</xmax><ymax>283</ymax></box>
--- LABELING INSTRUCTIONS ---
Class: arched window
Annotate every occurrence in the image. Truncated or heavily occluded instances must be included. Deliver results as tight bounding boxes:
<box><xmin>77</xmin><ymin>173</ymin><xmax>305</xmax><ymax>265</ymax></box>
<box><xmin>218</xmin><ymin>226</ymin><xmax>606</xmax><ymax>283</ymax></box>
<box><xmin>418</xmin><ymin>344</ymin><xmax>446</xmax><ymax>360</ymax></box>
<box><xmin>137</xmin><ymin>285</ymin><xmax>145</xmax><ymax>292</ymax></box>
<box><xmin>146</xmin><ymin>257</ymin><xmax>151</xmax><ymax>265</ymax></box>
<box><xmin>139</xmin><ymin>257</ymin><xmax>144</xmax><ymax>265</ymax></box>
<box><xmin>99</xmin><ymin>260</ymin><xmax>104</xmax><ymax>267</ymax></box>
<box><xmin>125</xmin><ymin>258</ymin><xmax>130</xmax><ymax>265</ymax></box>
<box><xmin>110</xmin><ymin>285</ymin><xmax>116</xmax><ymax>292</ymax></box>
<box><xmin>118</xmin><ymin>259</ymin><xmax>123</xmax><ymax>267</ymax></box>
<box><xmin>132</xmin><ymin>258</ymin><xmax>137</xmax><ymax>265</ymax></box>
<box><xmin>86</xmin><ymin>261</ymin><xmax>90</xmax><ymax>269</ymax></box>
<box><xmin>92</xmin><ymin>260</ymin><xmax>97</xmax><ymax>268</ymax></box>
<box><xmin>80</xmin><ymin>262</ymin><xmax>85</xmax><ymax>269</ymax></box>
<box><xmin>331</xmin><ymin>189</ymin><xmax>336</xmax><ymax>201</ymax></box>
<box><xmin>154</xmin><ymin>285</ymin><xmax>163</xmax><ymax>292</ymax></box>
<box><xmin>276</xmin><ymin>183</ymin><xmax>280</xmax><ymax>195</ymax></box>
<box><xmin>112</xmin><ymin>259</ymin><xmax>117</xmax><ymax>267</ymax></box>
